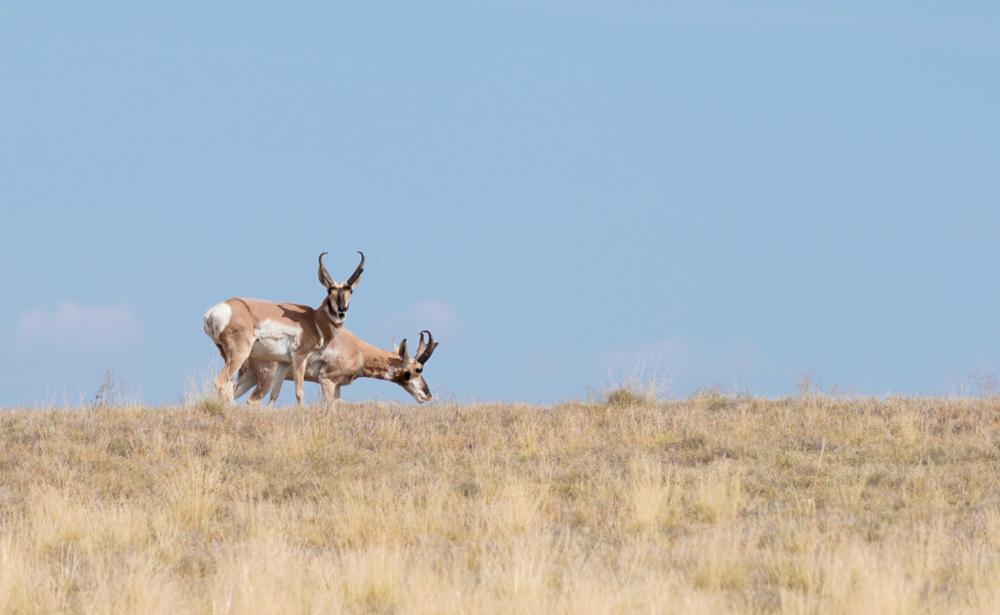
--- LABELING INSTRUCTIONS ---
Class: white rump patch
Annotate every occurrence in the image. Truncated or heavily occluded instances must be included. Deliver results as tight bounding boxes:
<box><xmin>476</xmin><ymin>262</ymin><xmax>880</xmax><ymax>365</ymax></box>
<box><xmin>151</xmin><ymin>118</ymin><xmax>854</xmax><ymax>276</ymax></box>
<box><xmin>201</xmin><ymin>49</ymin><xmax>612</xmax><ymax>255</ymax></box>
<box><xmin>202</xmin><ymin>302</ymin><xmax>232</xmax><ymax>342</ymax></box>
<box><xmin>251</xmin><ymin>320</ymin><xmax>303</xmax><ymax>362</ymax></box>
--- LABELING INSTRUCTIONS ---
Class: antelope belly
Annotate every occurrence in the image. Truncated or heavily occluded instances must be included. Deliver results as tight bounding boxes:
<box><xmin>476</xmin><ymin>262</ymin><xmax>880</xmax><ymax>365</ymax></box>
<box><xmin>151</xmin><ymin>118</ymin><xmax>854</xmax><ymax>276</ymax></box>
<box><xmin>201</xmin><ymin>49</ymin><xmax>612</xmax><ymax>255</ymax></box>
<box><xmin>251</xmin><ymin>320</ymin><xmax>302</xmax><ymax>361</ymax></box>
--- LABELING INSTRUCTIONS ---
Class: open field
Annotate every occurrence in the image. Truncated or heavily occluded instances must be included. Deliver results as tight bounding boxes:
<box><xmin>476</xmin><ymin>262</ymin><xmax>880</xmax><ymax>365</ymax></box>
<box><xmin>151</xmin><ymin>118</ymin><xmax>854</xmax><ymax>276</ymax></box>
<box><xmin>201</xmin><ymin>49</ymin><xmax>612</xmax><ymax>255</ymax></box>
<box><xmin>2</xmin><ymin>395</ymin><xmax>1000</xmax><ymax>613</ymax></box>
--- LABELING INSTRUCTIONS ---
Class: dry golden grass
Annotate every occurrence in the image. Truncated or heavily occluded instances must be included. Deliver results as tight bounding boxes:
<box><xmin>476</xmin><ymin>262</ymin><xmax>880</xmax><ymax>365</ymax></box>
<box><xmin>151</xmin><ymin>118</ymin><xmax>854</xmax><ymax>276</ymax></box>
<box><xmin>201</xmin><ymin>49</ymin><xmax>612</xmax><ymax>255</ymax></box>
<box><xmin>2</xmin><ymin>395</ymin><xmax>1000</xmax><ymax>613</ymax></box>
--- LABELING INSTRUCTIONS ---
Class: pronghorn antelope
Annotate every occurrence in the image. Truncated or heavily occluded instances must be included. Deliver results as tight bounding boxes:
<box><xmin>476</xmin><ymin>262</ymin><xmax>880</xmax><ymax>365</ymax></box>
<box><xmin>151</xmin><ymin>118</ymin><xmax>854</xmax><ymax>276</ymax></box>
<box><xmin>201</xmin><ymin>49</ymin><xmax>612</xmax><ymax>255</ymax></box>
<box><xmin>202</xmin><ymin>252</ymin><xmax>364</xmax><ymax>404</ymax></box>
<box><xmin>234</xmin><ymin>329</ymin><xmax>439</xmax><ymax>404</ymax></box>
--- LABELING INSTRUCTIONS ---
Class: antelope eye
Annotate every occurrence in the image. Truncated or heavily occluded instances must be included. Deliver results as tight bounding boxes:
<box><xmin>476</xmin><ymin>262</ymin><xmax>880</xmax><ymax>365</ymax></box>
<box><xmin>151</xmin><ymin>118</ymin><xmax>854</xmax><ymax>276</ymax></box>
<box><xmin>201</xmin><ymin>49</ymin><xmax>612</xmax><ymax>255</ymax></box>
<box><xmin>416</xmin><ymin>367</ymin><xmax>423</xmax><ymax>374</ymax></box>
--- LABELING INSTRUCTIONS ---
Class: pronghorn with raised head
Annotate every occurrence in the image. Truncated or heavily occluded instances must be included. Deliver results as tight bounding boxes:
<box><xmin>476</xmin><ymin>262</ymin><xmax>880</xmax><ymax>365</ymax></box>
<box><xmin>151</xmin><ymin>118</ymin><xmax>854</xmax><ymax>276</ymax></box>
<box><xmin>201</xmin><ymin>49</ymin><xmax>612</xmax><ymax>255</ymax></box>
<box><xmin>235</xmin><ymin>329</ymin><xmax>439</xmax><ymax>404</ymax></box>
<box><xmin>202</xmin><ymin>251</ymin><xmax>364</xmax><ymax>404</ymax></box>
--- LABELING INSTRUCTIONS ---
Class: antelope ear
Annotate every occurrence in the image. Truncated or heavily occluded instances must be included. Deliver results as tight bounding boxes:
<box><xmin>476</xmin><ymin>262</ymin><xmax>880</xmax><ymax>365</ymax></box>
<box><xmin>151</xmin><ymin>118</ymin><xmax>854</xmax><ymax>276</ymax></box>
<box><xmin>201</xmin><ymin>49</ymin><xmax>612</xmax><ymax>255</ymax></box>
<box><xmin>398</xmin><ymin>338</ymin><xmax>409</xmax><ymax>361</ymax></box>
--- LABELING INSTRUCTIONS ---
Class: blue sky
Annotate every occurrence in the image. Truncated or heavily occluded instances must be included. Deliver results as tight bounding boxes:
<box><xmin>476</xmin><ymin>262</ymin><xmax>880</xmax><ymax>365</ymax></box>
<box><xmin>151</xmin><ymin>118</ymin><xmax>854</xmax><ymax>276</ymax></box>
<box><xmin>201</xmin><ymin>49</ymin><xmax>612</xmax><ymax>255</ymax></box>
<box><xmin>1</xmin><ymin>1</ymin><xmax>997</xmax><ymax>406</ymax></box>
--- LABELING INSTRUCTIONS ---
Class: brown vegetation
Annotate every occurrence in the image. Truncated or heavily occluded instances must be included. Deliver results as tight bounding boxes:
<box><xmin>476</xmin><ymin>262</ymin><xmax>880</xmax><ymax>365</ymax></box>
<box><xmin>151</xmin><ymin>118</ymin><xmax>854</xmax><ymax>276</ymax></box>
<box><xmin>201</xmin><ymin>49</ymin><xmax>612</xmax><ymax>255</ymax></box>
<box><xmin>2</xmin><ymin>395</ymin><xmax>1000</xmax><ymax>613</ymax></box>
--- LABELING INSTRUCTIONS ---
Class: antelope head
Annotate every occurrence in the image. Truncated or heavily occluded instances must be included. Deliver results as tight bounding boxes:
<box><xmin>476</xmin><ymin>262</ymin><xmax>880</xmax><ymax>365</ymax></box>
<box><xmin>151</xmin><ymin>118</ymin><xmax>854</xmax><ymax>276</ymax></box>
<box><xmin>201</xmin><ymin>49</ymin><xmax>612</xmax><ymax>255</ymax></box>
<box><xmin>317</xmin><ymin>251</ymin><xmax>365</xmax><ymax>327</ymax></box>
<box><xmin>392</xmin><ymin>330</ymin><xmax>440</xmax><ymax>403</ymax></box>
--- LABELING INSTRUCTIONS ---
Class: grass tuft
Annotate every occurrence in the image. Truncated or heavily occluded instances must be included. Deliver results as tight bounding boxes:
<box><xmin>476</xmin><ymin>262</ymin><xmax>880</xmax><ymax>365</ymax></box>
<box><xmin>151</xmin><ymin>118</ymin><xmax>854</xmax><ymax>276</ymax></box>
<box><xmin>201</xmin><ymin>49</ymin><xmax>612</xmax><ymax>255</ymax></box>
<box><xmin>194</xmin><ymin>396</ymin><xmax>228</xmax><ymax>417</ymax></box>
<box><xmin>605</xmin><ymin>387</ymin><xmax>655</xmax><ymax>407</ymax></box>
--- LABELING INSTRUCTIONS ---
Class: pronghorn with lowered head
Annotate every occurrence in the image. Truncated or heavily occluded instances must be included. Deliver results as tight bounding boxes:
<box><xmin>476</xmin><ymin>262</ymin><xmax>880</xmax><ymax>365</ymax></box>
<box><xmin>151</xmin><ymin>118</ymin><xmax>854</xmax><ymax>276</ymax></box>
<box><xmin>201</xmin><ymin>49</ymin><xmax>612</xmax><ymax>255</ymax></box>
<box><xmin>202</xmin><ymin>251</ymin><xmax>364</xmax><ymax>404</ymax></box>
<box><xmin>235</xmin><ymin>329</ymin><xmax>439</xmax><ymax>404</ymax></box>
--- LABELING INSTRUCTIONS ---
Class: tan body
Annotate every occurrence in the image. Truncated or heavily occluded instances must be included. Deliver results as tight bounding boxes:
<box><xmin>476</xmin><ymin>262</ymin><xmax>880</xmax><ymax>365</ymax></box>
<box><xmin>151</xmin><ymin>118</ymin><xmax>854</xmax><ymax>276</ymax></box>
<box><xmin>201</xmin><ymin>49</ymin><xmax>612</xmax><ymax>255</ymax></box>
<box><xmin>235</xmin><ymin>328</ymin><xmax>438</xmax><ymax>404</ymax></box>
<box><xmin>204</xmin><ymin>298</ymin><xmax>337</xmax><ymax>403</ymax></box>
<box><xmin>203</xmin><ymin>252</ymin><xmax>364</xmax><ymax>405</ymax></box>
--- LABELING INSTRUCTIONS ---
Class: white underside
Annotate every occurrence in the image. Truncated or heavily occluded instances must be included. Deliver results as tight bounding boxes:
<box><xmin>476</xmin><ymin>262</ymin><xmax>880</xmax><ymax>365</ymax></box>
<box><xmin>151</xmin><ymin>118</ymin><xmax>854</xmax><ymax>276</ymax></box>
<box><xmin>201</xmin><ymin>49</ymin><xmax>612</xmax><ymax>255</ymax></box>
<box><xmin>250</xmin><ymin>319</ymin><xmax>303</xmax><ymax>361</ymax></box>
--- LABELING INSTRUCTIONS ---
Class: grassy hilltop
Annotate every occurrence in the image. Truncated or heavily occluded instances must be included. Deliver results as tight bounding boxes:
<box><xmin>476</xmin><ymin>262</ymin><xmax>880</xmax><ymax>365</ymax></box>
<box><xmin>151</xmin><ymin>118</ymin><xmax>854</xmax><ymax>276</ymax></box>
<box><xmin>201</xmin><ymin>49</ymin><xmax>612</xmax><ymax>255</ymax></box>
<box><xmin>2</xmin><ymin>395</ymin><xmax>1000</xmax><ymax>614</ymax></box>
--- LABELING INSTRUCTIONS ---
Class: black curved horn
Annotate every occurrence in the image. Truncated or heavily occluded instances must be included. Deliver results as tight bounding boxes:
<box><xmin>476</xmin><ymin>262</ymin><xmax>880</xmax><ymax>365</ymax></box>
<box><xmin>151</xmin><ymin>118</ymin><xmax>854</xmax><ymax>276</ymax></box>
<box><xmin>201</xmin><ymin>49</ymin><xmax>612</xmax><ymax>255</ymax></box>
<box><xmin>346</xmin><ymin>251</ymin><xmax>365</xmax><ymax>289</ymax></box>
<box><xmin>317</xmin><ymin>252</ymin><xmax>336</xmax><ymax>288</ymax></box>
<box><xmin>416</xmin><ymin>330</ymin><xmax>439</xmax><ymax>364</ymax></box>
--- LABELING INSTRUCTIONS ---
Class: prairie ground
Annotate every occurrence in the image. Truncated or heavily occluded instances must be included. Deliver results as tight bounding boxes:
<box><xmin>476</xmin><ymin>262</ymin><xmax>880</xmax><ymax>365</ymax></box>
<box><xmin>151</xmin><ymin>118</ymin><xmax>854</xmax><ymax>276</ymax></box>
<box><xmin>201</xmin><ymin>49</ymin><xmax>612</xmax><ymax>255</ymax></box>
<box><xmin>1</xmin><ymin>394</ymin><xmax>1000</xmax><ymax>614</ymax></box>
